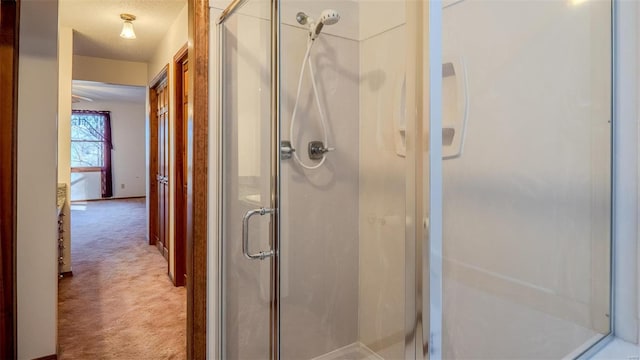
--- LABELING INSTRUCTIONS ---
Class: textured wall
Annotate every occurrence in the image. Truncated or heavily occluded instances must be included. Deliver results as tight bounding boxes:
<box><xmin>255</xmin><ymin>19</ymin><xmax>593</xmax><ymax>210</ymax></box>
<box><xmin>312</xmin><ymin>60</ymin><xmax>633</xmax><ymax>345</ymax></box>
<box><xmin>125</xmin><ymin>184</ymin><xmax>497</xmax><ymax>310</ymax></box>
<box><xmin>17</xmin><ymin>1</ymin><xmax>59</xmax><ymax>358</ymax></box>
<box><xmin>58</xmin><ymin>27</ymin><xmax>74</xmax><ymax>274</ymax></box>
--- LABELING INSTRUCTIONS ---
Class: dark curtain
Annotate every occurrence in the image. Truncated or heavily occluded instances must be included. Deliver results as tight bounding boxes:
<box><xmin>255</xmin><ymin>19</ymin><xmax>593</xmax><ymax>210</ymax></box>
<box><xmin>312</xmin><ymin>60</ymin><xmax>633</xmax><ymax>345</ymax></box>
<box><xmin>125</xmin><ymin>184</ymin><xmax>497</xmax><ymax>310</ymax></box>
<box><xmin>101</xmin><ymin>112</ymin><xmax>113</xmax><ymax>198</ymax></box>
<box><xmin>71</xmin><ymin>110</ymin><xmax>113</xmax><ymax>198</ymax></box>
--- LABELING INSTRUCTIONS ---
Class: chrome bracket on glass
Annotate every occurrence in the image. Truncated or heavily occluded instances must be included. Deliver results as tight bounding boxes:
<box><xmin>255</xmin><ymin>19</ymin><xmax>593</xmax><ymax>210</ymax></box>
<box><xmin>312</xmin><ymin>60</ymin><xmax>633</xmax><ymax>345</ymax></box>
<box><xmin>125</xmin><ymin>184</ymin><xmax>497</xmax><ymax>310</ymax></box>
<box><xmin>242</xmin><ymin>207</ymin><xmax>275</xmax><ymax>260</ymax></box>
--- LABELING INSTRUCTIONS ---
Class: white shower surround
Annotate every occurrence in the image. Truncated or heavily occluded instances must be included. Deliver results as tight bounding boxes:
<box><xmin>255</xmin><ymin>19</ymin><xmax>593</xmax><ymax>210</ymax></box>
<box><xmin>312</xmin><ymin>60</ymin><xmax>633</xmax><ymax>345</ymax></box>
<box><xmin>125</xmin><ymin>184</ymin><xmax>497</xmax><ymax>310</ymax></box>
<box><xmin>208</xmin><ymin>1</ymin><xmax>628</xmax><ymax>358</ymax></box>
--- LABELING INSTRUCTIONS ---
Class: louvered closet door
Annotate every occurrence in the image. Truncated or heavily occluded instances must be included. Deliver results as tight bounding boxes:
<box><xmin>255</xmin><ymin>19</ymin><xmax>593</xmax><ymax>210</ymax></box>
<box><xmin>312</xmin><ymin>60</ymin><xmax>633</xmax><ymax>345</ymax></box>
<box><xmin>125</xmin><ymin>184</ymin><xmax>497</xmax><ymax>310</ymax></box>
<box><xmin>156</xmin><ymin>80</ymin><xmax>169</xmax><ymax>260</ymax></box>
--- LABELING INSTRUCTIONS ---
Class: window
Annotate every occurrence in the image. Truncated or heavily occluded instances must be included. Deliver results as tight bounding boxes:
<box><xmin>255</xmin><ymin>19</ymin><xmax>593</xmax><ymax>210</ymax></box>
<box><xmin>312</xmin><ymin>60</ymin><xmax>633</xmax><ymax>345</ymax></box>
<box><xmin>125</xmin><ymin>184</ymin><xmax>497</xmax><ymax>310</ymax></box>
<box><xmin>71</xmin><ymin>110</ymin><xmax>109</xmax><ymax>171</ymax></box>
<box><xmin>70</xmin><ymin>110</ymin><xmax>114</xmax><ymax>198</ymax></box>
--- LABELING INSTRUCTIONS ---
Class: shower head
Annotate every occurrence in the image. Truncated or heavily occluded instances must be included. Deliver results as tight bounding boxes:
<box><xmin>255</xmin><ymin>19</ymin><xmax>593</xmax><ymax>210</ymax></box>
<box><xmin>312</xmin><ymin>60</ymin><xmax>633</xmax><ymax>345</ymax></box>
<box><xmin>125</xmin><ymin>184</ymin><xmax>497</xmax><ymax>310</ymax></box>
<box><xmin>311</xmin><ymin>9</ymin><xmax>340</xmax><ymax>39</ymax></box>
<box><xmin>319</xmin><ymin>9</ymin><xmax>340</xmax><ymax>26</ymax></box>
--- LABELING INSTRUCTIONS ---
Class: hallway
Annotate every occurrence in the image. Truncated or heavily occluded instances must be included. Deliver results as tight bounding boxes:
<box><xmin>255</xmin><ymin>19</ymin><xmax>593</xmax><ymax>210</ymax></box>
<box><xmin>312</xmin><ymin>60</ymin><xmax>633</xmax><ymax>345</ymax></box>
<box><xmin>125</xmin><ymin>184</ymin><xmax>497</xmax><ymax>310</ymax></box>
<box><xmin>58</xmin><ymin>198</ymin><xmax>186</xmax><ymax>359</ymax></box>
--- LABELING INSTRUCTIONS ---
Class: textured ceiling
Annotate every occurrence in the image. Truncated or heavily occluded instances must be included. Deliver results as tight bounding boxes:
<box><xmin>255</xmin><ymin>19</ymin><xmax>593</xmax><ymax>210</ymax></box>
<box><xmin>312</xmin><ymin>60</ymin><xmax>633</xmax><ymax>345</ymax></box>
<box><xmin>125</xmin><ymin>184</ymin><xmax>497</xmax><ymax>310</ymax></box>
<box><xmin>72</xmin><ymin>81</ymin><xmax>146</xmax><ymax>103</ymax></box>
<box><xmin>59</xmin><ymin>0</ymin><xmax>186</xmax><ymax>62</ymax></box>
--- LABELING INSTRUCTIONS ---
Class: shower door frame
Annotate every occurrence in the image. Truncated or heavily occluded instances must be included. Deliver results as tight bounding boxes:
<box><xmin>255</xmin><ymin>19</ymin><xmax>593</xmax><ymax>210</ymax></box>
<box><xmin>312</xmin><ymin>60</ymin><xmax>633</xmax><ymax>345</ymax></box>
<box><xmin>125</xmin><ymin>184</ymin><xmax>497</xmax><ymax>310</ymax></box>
<box><xmin>215</xmin><ymin>0</ymin><xmax>282</xmax><ymax>358</ymax></box>
<box><xmin>214</xmin><ymin>0</ymin><xmax>619</xmax><ymax>358</ymax></box>
<box><xmin>215</xmin><ymin>0</ymin><xmax>444</xmax><ymax>358</ymax></box>
<box><xmin>406</xmin><ymin>1</ymin><xmax>444</xmax><ymax>359</ymax></box>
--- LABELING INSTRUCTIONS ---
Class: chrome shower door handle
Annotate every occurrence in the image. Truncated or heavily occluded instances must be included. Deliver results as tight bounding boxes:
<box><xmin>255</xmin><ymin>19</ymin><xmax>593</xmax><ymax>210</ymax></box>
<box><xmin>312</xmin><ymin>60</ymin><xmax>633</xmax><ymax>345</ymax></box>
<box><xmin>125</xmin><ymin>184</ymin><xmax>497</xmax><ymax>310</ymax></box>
<box><xmin>242</xmin><ymin>207</ymin><xmax>275</xmax><ymax>260</ymax></box>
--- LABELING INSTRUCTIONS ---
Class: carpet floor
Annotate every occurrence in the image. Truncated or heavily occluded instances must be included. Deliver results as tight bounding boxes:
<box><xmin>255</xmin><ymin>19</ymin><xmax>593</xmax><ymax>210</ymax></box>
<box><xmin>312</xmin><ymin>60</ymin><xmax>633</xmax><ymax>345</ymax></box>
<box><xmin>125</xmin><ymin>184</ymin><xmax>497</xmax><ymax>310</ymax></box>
<box><xmin>58</xmin><ymin>198</ymin><xmax>186</xmax><ymax>359</ymax></box>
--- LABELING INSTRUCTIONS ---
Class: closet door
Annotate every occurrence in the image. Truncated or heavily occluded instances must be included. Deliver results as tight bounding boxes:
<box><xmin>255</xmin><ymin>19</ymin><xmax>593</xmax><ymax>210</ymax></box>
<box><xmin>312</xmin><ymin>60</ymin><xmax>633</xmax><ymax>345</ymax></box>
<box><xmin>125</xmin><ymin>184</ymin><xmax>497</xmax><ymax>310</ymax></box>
<box><xmin>155</xmin><ymin>78</ymin><xmax>170</xmax><ymax>260</ymax></box>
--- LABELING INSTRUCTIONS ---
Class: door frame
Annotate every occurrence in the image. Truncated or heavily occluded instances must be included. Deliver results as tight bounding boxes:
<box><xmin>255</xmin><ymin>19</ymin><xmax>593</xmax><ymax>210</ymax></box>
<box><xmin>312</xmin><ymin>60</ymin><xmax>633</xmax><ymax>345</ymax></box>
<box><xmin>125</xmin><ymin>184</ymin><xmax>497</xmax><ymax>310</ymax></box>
<box><xmin>0</xmin><ymin>1</ymin><xmax>209</xmax><ymax>357</ymax></box>
<box><xmin>187</xmin><ymin>1</ymin><xmax>209</xmax><ymax>358</ymax></box>
<box><xmin>0</xmin><ymin>0</ymin><xmax>20</xmax><ymax>357</ymax></box>
<box><xmin>214</xmin><ymin>0</ymin><xmax>281</xmax><ymax>357</ymax></box>
<box><xmin>173</xmin><ymin>43</ymin><xmax>188</xmax><ymax>287</ymax></box>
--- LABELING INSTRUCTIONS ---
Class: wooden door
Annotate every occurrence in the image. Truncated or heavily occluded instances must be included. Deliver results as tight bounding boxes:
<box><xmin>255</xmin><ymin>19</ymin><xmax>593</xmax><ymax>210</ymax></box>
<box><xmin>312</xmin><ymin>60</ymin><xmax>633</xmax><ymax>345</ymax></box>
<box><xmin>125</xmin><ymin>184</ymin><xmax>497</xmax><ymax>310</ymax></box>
<box><xmin>182</xmin><ymin>59</ymin><xmax>188</xmax><ymax>283</ymax></box>
<box><xmin>173</xmin><ymin>45</ymin><xmax>188</xmax><ymax>287</ymax></box>
<box><xmin>0</xmin><ymin>1</ymin><xmax>19</xmax><ymax>356</ymax></box>
<box><xmin>155</xmin><ymin>78</ymin><xmax>170</xmax><ymax>260</ymax></box>
<box><xmin>148</xmin><ymin>68</ymin><xmax>168</xmax><ymax>261</ymax></box>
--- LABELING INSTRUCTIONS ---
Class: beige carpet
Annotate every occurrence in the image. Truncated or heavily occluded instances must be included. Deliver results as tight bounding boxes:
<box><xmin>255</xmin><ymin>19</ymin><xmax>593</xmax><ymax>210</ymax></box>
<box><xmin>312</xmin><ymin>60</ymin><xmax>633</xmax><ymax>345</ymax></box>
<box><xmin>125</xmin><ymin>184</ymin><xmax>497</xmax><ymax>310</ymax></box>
<box><xmin>58</xmin><ymin>198</ymin><xmax>186</xmax><ymax>359</ymax></box>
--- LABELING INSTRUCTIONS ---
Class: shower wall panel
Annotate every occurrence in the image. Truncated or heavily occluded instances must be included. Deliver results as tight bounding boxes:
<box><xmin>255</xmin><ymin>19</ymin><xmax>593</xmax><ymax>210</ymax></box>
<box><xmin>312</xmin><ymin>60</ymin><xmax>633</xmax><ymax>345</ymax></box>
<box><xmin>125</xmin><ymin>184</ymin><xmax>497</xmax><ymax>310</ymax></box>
<box><xmin>358</xmin><ymin>9</ymin><xmax>407</xmax><ymax>359</ymax></box>
<box><xmin>279</xmin><ymin>4</ymin><xmax>361</xmax><ymax>358</ymax></box>
<box><xmin>441</xmin><ymin>1</ymin><xmax>611</xmax><ymax>358</ymax></box>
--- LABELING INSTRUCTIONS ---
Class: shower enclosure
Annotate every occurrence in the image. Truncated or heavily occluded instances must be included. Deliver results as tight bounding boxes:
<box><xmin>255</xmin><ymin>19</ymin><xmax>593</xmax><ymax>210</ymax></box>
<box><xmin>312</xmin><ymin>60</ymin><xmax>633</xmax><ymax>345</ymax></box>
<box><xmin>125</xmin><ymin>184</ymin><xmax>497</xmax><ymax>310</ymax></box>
<box><xmin>211</xmin><ymin>0</ymin><xmax>612</xmax><ymax>358</ymax></box>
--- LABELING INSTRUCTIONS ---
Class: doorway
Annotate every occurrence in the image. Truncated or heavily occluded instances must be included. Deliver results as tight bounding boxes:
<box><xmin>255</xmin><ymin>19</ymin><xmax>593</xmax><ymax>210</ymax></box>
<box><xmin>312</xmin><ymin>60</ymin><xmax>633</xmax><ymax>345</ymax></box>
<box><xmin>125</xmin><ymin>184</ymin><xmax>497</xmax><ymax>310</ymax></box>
<box><xmin>55</xmin><ymin>1</ymin><xmax>206</xmax><ymax>355</ymax></box>
<box><xmin>6</xmin><ymin>0</ymin><xmax>208</xmax><ymax>358</ymax></box>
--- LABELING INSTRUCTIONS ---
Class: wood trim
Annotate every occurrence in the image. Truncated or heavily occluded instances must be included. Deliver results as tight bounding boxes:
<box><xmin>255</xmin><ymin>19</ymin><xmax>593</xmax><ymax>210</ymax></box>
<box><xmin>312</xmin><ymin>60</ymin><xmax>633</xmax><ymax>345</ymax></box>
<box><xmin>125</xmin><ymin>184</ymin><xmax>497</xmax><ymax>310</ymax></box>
<box><xmin>187</xmin><ymin>1</ymin><xmax>208</xmax><ymax>359</ymax></box>
<box><xmin>70</xmin><ymin>196</ymin><xmax>146</xmax><ymax>203</ymax></box>
<box><xmin>174</xmin><ymin>43</ymin><xmax>188</xmax><ymax>64</ymax></box>
<box><xmin>148</xmin><ymin>65</ymin><xmax>168</xmax><ymax>247</ymax></box>
<box><xmin>32</xmin><ymin>354</ymin><xmax>57</xmax><ymax>360</ymax></box>
<box><xmin>70</xmin><ymin>167</ymin><xmax>102</xmax><ymax>173</ymax></box>
<box><xmin>0</xmin><ymin>1</ymin><xmax>20</xmax><ymax>357</ymax></box>
<box><xmin>173</xmin><ymin>44</ymin><xmax>188</xmax><ymax>287</ymax></box>
<box><xmin>149</xmin><ymin>64</ymin><xmax>169</xmax><ymax>89</ymax></box>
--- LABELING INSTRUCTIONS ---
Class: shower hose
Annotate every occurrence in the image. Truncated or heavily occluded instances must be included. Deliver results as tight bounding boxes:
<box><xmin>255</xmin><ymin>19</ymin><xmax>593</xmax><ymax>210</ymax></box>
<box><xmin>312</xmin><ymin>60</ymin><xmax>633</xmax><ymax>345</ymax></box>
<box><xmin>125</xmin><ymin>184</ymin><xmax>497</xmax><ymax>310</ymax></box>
<box><xmin>289</xmin><ymin>37</ymin><xmax>333</xmax><ymax>170</ymax></box>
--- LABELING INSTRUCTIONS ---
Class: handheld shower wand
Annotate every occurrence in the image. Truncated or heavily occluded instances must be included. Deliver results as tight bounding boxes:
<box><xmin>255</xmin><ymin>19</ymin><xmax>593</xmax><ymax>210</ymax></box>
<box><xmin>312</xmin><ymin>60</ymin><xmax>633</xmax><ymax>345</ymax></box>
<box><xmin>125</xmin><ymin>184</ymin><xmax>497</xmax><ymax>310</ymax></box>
<box><xmin>313</xmin><ymin>9</ymin><xmax>340</xmax><ymax>38</ymax></box>
<box><xmin>289</xmin><ymin>9</ymin><xmax>340</xmax><ymax>170</ymax></box>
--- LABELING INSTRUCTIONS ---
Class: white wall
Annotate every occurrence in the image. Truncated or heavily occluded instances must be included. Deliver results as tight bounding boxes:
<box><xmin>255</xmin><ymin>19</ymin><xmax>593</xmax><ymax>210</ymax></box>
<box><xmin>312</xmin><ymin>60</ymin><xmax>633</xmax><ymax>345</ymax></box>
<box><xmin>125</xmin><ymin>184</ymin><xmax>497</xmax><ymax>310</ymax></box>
<box><xmin>73</xmin><ymin>55</ymin><xmax>148</xmax><ymax>87</ymax></box>
<box><xmin>147</xmin><ymin>2</ymin><xmax>188</xmax><ymax>281</ymax></box>
<box><xmin>440</xmin><ymin>1</ymin><xmax>612</xmax><ymax>358</ymax></box>
<box><xmin>58</xmin><ymin>26</ymin><xmax>73</xmax><ymax>273</ymax></box>
<box><xmin>70</xmin><ymin>100</ymin><xmax>147</xmax><ymax>200</ymax></box>
<box><xmin>17</xmin><ymin>0</ymin><xmax>59</xmax><ymax>358</ymax></box>
<box><xmin>69</xmin><ymin>55</ymin><xmax>148</xmax><ymax>203</ymax></box>
<box><xmin>613</xmin><ymin>0</ymin><xmax>640</xmax><ymax>344</ymax></box>
<box><xmin>148</xmin><ymin>4</ymin><xmax>188</xmax><ymax>81</ymax></box>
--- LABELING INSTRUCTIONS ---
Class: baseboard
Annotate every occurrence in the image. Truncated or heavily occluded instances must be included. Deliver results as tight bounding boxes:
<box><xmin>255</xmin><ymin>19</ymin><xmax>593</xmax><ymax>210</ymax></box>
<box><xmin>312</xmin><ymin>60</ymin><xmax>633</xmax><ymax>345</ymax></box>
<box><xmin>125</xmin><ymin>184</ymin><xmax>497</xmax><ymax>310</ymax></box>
<box><xmin>71</xmin><ymin>196</ymin><xmax>146</xmax><ymax>203</ymax></box>
<box><xmin>61</xmin><ymin>271</ymin><xmax>73</xmax><ymax>277</ymax></box>
<box><xmin>33</xmin><ymin>354</ymin><xmax>57</xmax><ymax>360</ymax></box>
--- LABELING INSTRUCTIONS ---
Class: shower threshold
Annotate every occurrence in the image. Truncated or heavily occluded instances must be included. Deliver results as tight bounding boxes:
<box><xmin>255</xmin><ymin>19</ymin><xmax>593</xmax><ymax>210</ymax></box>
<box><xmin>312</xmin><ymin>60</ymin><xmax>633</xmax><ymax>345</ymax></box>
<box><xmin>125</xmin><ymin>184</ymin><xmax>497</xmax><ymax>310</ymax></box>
<box><xmin>311</xmin><ymin>342</ymin><xmax>384</xmax><ymax>360</ymax></box>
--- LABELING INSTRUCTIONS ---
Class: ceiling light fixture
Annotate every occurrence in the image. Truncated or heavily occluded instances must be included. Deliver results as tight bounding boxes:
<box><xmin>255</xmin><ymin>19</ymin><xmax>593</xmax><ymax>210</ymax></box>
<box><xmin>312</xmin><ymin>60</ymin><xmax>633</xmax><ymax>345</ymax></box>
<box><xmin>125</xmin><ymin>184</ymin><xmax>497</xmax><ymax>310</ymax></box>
<box><xmin>119</xmin><ymin>13</ymin><xmax>137</xmax><ymax>39</ymax></box>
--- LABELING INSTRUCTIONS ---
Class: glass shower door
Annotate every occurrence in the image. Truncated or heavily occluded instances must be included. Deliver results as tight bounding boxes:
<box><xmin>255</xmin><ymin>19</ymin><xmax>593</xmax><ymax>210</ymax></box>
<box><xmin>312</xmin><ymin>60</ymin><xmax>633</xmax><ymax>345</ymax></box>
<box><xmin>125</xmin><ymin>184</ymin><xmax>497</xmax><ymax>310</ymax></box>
<box><xmin>277</xmin><ymin>1</ymin><xmax>434</xmax><ymax>359</ymax></box>
<box><xmin>217</xmin><ymin>0</ymin><xmax>436</xmax><ymax>358</ymax></box>
<box><xmin>440</xmin><ymin>0</ymin><xmax>612</xmax><ymax>358</ymax></box>
<box><xmin>218</xmin><ymin>1</ymin><xmax>276</xmax><ymax>358</ymax></box>
<box><xmin>216</xmin><ymin>0</ymin><xmax>612</xmax><ymax>357</ymax></box>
